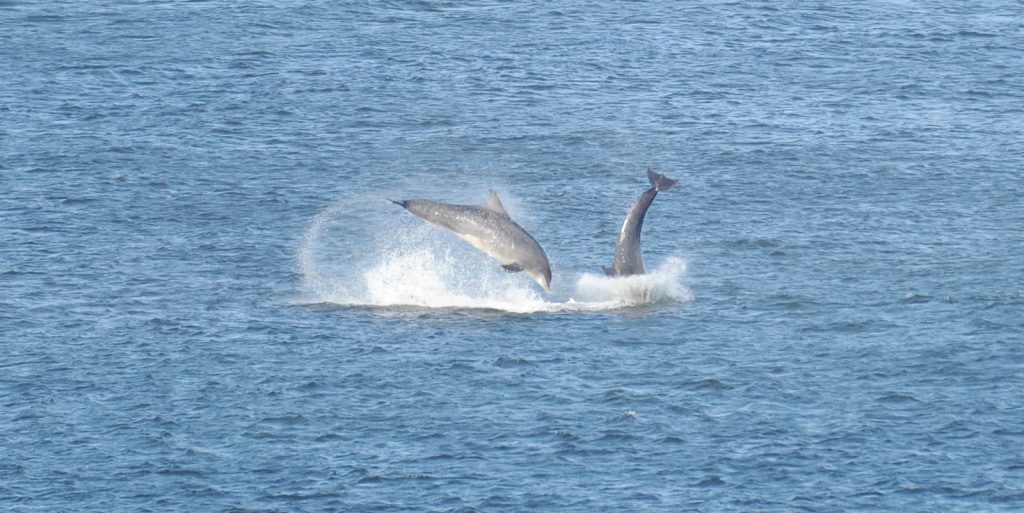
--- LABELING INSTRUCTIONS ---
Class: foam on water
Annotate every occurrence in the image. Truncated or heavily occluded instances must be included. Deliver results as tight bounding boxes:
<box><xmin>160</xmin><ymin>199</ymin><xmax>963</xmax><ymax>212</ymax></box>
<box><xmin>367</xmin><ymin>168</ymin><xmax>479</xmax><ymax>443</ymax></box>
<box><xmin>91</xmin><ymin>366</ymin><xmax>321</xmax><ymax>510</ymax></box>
<box><xmin>574</xmin><ymin>257</ymin><xmax>693</xmax><ymax>306</ymax></box>
<box><xmin>297</xmin><ymin>203</ymin><xmax>691</xmax><ymax>313</ymax></box>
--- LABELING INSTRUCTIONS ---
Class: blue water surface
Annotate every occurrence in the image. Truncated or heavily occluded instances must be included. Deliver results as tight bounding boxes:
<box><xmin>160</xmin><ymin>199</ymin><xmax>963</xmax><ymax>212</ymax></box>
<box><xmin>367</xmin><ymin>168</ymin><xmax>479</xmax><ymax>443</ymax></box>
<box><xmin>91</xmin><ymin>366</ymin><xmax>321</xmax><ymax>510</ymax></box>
<box><xmin>3</xmin><ymin>1</ymin><xmax>1023</xmax><ymax>511</ymax></box>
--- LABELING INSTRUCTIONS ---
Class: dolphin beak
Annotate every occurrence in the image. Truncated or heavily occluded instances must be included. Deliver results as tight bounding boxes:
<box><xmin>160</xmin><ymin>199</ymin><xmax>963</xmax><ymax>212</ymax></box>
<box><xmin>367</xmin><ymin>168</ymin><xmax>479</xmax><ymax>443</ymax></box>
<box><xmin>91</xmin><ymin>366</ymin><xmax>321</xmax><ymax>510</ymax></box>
<box><xmin>527</xmin><ymin>270</ymin><xmax>552</xmax><ymax>293</ymax></box>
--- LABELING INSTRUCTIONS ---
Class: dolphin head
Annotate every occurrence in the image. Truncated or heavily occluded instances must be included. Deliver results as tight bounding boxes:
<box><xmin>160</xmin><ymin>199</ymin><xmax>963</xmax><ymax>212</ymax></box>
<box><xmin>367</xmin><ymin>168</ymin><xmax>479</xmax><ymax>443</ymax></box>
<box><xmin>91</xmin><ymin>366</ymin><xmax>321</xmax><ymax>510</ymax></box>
<box><xmin>514</xmin><ymin>229</ymin><xmax>552</xmax><ymax>293</ymax></box>
<box><xmin>506</xmin><ymin>248</ymin><xmax>551</xmax><ymax>292</ymax></box>
<box><xmin>525</xmin><ymin>261</ymin><xmax>552</xmax><ymax>292</ymax></box>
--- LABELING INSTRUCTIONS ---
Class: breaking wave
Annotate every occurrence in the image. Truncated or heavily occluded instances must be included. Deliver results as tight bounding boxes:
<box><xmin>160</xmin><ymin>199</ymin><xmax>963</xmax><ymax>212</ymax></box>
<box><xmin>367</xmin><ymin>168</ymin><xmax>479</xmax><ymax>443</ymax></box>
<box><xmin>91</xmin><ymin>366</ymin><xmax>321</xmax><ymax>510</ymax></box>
<box><xmin>297</xmin><ymin>202</ymin><xmax>691</xmax><ymax>313</ymax></box>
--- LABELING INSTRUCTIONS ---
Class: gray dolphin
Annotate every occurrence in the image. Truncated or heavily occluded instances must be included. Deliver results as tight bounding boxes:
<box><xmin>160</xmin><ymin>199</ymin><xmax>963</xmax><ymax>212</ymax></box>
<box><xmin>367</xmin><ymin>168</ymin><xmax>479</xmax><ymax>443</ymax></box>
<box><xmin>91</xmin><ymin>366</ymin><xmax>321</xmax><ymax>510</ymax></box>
<box><xmin>604</xmin><ymin>169</ymin><xmax>678</xmax><ymax>277</ymax></box>
<box><xmin>390</xmin><ymin>190</ymin><xmax>552</xmax><ymax>292</ymax></box>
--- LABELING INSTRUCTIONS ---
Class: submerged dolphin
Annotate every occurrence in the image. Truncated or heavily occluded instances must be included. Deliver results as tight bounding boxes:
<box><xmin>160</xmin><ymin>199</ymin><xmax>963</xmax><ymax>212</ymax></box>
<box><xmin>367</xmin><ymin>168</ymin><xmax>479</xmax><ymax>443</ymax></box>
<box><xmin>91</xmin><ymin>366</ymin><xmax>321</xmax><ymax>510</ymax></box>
<box><xmin>604</xmin><ymin>169</ymin><xmax>678</xmax><ymax>277</ymax></box>
<box><xmin>390</xmin><ymin>190</ymin><xmax>552</xmax><ymax>292</ymax></box>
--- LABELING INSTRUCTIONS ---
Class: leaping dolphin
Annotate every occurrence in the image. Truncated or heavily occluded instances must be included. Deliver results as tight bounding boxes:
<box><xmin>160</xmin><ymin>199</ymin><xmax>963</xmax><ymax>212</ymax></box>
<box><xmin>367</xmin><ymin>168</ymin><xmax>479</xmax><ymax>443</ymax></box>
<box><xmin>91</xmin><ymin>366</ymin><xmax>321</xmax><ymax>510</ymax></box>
<box><xmin>604</xmin><ymin>169</ymin><xmax>678</xmax><ymax>277</ymax></box>
<box><xmin>390</xmin><ymin>190</ymin><xmax>553</xmax><ymax>292</ymax></box>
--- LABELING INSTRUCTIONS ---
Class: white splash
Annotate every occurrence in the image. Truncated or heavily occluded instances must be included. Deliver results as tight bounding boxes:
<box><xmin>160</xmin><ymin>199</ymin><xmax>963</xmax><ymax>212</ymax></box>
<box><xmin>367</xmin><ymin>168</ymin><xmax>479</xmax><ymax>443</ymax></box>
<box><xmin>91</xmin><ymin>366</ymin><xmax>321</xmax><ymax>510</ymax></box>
<box><xmin>574</xmin><ymin>257</ymin><xmax>693</xmax><ymax>307</ymax></box>
<box><xmin>296</xmin><ymin>202</ymin><xmax>692</xmax><ymax>313</ymax></box>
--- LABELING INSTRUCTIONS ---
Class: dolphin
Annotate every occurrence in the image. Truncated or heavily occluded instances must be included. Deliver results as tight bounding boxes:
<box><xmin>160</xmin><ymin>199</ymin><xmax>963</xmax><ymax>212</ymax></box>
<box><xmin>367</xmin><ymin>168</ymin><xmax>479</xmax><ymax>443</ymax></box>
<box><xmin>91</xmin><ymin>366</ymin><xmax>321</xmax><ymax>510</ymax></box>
<box><xmin>390</xmin><ymin>190</ymin><xmax>552</xmax><ymax>292</ymax></box>
<box><xmin>604</xmin><ymin>168</ymin><xmax>678</xmax><ymax>277</ymax></box>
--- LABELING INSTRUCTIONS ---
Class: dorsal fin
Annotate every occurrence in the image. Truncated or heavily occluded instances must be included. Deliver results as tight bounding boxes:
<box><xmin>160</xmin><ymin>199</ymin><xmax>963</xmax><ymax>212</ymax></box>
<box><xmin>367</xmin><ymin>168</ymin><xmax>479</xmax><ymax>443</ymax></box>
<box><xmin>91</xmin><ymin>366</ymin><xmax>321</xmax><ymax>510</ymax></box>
<box><xmin>482</xmin><ymin>189</ymin><xmax>508</xmax><ymax>215</ymax></box>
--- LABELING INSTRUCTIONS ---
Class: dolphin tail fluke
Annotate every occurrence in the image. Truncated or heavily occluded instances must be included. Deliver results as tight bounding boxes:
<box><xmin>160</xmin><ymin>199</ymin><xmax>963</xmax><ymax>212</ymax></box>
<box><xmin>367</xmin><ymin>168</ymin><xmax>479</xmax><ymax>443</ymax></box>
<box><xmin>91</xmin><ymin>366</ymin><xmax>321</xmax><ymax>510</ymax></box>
<box><xmin>646</xmin><ymin>168</ymin><xmax>678</xmax><ymax>192</ymax></box>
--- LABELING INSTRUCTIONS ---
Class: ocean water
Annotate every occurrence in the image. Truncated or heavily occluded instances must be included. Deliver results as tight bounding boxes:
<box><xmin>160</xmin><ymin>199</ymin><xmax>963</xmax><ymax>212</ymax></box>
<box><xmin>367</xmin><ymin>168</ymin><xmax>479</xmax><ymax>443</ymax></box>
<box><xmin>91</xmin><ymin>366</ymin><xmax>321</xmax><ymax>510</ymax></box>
<box><xmin>3</xmin><ymin>1</ymin><xmax>1023</xmax><ymax>511</ymax></box>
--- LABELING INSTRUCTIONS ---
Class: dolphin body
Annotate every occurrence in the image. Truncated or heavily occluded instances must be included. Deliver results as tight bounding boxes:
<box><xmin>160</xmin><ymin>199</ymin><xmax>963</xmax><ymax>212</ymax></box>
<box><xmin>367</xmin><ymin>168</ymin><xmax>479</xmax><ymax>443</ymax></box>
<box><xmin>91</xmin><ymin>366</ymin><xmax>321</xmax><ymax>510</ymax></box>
<box><xmin>390</xmin><ymin>190</ymin><xmax>553</xmax><ymax>292</ymax></box>
<box><xmin>604</xmin><ymin>169</ymin><xmax>678</xmax><ymax>277</ymax></box>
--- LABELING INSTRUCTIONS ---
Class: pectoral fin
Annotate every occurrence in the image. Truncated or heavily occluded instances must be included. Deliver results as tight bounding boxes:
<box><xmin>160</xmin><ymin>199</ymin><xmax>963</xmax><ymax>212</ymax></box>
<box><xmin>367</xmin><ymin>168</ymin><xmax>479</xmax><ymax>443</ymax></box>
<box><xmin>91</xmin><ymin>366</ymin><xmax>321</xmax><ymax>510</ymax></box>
<box><xmin>501</xmin><ymin>263</ymin><xmax>523</xmax><ymax>273</ymax></box>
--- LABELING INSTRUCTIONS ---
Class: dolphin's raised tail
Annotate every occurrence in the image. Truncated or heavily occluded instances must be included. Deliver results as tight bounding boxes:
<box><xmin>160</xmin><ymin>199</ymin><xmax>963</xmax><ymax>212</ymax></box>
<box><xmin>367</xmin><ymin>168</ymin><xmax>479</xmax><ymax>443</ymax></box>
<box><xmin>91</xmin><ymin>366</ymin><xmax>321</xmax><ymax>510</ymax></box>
<box><xmin>647</xmin><ymin>168</ymin><xmax>678</xmax><ymax>192</ymax></box>
<box><xmin>606</xmin><ymin>168</ymin><xmax>679</xmax><ymax>277</ymax></box>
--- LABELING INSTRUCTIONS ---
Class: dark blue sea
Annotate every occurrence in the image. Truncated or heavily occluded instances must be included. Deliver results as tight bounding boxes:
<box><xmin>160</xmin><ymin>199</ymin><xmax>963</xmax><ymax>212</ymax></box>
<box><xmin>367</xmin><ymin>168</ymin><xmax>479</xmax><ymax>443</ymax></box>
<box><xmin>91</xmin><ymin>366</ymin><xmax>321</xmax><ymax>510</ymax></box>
<box><xmin>3</xmin><ymin>1</ymin><xmax>1023</xmax><ymax>511</ymax></box>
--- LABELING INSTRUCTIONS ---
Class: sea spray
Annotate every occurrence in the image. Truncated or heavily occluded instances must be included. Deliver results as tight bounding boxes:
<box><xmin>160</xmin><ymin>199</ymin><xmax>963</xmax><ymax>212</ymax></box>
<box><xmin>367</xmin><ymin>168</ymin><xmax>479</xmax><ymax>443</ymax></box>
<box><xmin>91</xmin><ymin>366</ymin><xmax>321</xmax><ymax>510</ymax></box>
<box><xmin>298</xmin><ymin>202</ymin><xmax>691</xmax><ymax>312</ymax></box>
<box><xmin>361</xmin><ymin>241</ymin><xmax>546</xmax><ymax>311</ymax></box>
<box><xmin>573</xmin><ymin>257</ymin><xmax>692</xmax><ymax>306</ymax></box>
<box><xmin>299</xmin><ymin>203</ymin><xmax>547</xmax><ymax>310</ymax></box>
<box><xmin>297</xmin><ymin>203</ymin><xmax>348</xmax><ymax>302</ymax></box>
